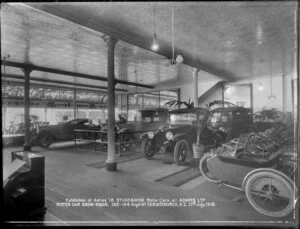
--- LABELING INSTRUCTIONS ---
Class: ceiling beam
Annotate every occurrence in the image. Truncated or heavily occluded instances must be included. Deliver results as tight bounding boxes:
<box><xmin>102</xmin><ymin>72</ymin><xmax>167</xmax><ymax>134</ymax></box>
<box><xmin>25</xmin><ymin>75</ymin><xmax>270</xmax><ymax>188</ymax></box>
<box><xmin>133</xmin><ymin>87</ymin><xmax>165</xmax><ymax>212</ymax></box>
<box><xmin>1</xmin><ymin>73</ymin><xmax>127</xmax><ymax>92</ymax></box>
<box><xmin>26</xmin><ymin>4</ymin><xmax>236</xmax><ymax>82</ymax></box>
<box><xmin>1</xmin><ymin>60</ymin><xmax>154</xmax><ymax>89</ymax></box>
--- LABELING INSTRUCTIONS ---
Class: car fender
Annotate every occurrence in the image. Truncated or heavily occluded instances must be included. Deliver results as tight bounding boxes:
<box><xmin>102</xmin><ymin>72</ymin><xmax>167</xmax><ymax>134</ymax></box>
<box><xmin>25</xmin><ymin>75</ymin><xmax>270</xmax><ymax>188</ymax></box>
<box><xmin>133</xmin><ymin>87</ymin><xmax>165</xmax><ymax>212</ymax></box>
<box><xmin>37</xmin><ymin>129</ymin><xmax>56</xmax><ymax>140</ymax></box>
<box><xmin>118</xmin><ymin>128</ymin><xmax>132</xmax><ymax>133</ymax></box>
<box><xmin>140</xmin><ymin>132</ymin><xmax>149</xmax><ymax>140</ymax></box>
<box><xmin>173</xmin><ymin>133</ymin><xmax>186</xmax><ymax>141</ymax></box>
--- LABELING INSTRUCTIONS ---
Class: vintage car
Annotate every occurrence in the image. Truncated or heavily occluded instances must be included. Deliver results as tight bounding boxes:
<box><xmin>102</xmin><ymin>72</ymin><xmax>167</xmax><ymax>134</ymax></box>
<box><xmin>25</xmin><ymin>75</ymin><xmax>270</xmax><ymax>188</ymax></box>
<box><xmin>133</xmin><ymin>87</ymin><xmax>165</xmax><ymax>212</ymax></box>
<box><xmin>208</xmin><ymin>106</ymin><xmax>253</xmax><ymax>141</ymax></box>
<box><xmin>141</xmin><ymin>106</ymin><xmax>253</xmax><ymax>165</ymax></box>
<box><xmin>98</xmin><ymin>108</ymin><xmax>169</xmax><ymax>145</ymax></box>
<box><xmin>34</xmin><ymin>118</ymin><xmax>100</xmax><ymax>148</ymax></box>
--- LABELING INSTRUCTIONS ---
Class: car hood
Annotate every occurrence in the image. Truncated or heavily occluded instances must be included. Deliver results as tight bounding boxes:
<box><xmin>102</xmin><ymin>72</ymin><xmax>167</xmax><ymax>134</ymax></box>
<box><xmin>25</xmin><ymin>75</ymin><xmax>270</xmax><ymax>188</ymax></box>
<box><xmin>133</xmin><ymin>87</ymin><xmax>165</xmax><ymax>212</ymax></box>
<box><xmin>101</xmin><ymin>122</ymin><xmax>163</xmax><ymax>132</ymax></box>
<box><xmin>39</xmin><ymin>124</ymin><xmax>58</xmax><ymax>129</ymax></box>
<box><xmin>162</xmin><ymin>124</ymin><xmax>193</xmax><ymax>133</ymax></box>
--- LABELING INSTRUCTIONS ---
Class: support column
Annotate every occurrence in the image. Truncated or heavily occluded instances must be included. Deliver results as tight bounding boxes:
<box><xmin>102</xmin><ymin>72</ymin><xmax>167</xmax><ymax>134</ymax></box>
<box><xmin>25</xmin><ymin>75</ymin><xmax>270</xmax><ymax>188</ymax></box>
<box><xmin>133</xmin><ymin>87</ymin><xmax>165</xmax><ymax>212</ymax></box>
<box><xmin>177</xmin><ymin>88</ymin><xmax>181</xmax><ymax>109</ymax></box>
<box><xmin>192</xmin><ymin>68</ymin><xmax>199</xmax><ymax>108</ymax></box>
<box><xmin>222</xmin><ymin>85</ymin><xmax>225</xmax><ymax>106</ymax></box>
<box><xmin>103</xmin><ymin>35</ymin><xmax>118</xmax><ymax>171</ymax></box>
<box><xmin>44</xmin><ymin>106</ymin><xmax>47</xmax><ymax>122</ymax></box>
<box><xmin>23</xmin><ymin>67</ymin><xmax>32</xmax><ymax>152</ymax></box>
<box><xmin>43</xmin><ymin>88</ymin><xmax>47</xmax><ymax>122</ymax></box>
<box><xmin>3</xmin><ymin>105</ymin><xmax>7</xmax><ymax>134</ymax></box>
<box><xmin>73</xmin><ymin>89</ymin><xmax>77</xmax><ymax>119</ymax></box>
<box><xmin>158</xmin><ymin>91</ymin><xmax>160</xmax><ymax>108</ymax></box>
<box><xmin>126</xmin><ymin>94</ymin><xmax>129</xmax><ymax>116</ymax></box>
<box><xmin>282</xmin><ymin>73</ymin><xmax>287</xmax><ymax>123</ymax></box>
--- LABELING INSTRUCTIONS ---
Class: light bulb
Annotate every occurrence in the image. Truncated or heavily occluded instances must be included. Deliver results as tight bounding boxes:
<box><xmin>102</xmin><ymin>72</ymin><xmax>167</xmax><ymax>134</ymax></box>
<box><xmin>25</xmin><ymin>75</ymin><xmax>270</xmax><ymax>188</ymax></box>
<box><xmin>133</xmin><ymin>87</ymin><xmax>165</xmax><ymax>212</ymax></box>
<box><xmin>151</xmin><ymin>34</ymin><xmax>159</xmax><ymax>51</ymax></box>
<box><xmin>267</xmin><ymin>95</ymin><xmax>276</xmax><ymax>100</ymax></box>
<box><xmin>258</xmin><ymin>83</ymin><xmax>263</xmax><ymax>91</ymax></box>
<box><xmin>151</xmin><ymin>42</ymin><xmax>159</xmax><ymax>51</ymax></box>
<box><xmin>176</xmin><ymin>54</ymin><xmax>184</xmax><ymax>63</ymax></box>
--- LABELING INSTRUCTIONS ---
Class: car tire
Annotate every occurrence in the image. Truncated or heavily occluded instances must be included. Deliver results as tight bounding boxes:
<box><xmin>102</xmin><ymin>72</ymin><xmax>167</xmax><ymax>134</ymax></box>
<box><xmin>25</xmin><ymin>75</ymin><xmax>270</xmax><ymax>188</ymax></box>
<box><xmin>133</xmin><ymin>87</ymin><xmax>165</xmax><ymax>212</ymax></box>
<box><xmin>174</xmin><ymin>139</ymin><xmax>189</xmax><ymax>165</ymax></box>
<box><xmin>245</xmin><ymin>171</ymin><xmax>294</xmax><ymax>218</ymax></box>
<box><xmin>120</xmin><ymin>130</ymin><xmax>133</xmax><ymax>149</ymax></box>
<box><xmin>142</xmin><ymin>138</ymin><xmax>156</xmax><ymax>159</ymax></box>
<box><xmin>38</xmin><ymin>133</ymin><xmax>54</xmax><ymax>148</ymax></box>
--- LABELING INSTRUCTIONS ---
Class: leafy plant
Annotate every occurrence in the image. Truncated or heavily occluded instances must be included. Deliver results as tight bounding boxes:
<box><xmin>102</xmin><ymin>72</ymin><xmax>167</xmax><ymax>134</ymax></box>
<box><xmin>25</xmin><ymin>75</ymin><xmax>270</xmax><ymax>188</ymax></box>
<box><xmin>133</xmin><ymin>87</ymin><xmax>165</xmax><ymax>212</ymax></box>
<box><xmin>195</xmin><ymin>110</ymin><xmax>209</xmax><ymax>145</ymax></box>
<box><xmin>253</xmin><ymin>107</ymin><xmax>284</xmax><ymax>122</ymax></box>
<box><xmin>164</xmin><ymin>97</ymin><xmax>194</xmax><ymax>109</ymax></box>
<box><xmin>205</xmin><ymin>100</ymin><xmax>237</xmax><ymax>110</ymax></box>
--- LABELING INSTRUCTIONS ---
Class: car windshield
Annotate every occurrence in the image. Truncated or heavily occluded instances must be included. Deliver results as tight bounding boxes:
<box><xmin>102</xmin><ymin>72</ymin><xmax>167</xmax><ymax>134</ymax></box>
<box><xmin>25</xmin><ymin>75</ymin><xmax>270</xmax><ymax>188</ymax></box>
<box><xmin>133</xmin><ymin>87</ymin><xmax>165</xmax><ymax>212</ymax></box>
<box><xmin>170</xmin><ymin>113</ymin><xmax>205</xmax><ymax>125</ymax></box>
<box><xmin>137</xmin><ymin>111</ymin><xmax>166</xmax><ymax>123</ymax></box>
<box><xmin>209</xmin><ymin>112</ymin><xmax>232</xmax><ymax>128</ymax></box>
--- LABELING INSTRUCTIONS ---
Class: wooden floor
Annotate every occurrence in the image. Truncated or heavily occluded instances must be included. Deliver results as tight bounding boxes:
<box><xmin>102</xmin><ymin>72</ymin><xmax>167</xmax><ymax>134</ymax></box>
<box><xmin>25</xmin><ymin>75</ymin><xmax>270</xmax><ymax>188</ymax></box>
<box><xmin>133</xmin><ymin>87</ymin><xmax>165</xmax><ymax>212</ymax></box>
<box><xmin>3</xmin><ymin>144</ymin><xmax>297</xmax><ymax>226</ymax></box>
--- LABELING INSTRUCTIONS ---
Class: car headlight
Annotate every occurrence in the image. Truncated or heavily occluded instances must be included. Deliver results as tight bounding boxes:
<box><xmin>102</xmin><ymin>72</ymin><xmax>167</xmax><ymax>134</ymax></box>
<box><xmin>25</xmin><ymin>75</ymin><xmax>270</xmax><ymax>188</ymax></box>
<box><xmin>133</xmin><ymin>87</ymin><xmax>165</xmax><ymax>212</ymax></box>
<box><xmin>166</xmin><ymin>131</ymin><xmax>173</xmax><ymax>140</ymax></box>
<box><xmin>219</xmin><ymin>127</ymin><xmax>225</xmax><ymax>132</ymax></box>
<box><xmin>148</xmin><ymin>131</ymin><xmax>154</xmax><ymax>139</ymax></box>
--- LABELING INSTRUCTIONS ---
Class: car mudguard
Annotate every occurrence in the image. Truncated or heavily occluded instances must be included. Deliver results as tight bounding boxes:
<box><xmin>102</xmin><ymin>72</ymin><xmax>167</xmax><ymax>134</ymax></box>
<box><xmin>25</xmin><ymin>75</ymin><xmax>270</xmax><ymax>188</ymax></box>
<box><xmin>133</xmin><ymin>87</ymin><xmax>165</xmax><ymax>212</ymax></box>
<box><xmin>37</xmin><ymin>130</ymin><xmax>55</xmax><ymax>139</ymax></box>
<box><xmin>140</xmin><ymin>132</ymin><xmax>149</xmax><ymax>140</ymax></box>
<box><xmin>118</xmin><ymin>128</ymin><xmax>132</xmax><ymax>133</ymax></box>
<box><xmin>173</xmin><ymin>133</ymin><xmax>186</xmax><ymax>141</ymax></box>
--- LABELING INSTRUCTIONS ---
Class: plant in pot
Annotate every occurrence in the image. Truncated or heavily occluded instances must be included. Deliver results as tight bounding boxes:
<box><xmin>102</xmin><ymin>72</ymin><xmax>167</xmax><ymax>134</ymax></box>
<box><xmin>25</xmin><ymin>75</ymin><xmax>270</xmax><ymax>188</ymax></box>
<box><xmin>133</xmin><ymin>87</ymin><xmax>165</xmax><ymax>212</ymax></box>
<box><xmin>192</xmin><ymin>113</ymin><xmax>206</xmax><ymax>160</ymax></box>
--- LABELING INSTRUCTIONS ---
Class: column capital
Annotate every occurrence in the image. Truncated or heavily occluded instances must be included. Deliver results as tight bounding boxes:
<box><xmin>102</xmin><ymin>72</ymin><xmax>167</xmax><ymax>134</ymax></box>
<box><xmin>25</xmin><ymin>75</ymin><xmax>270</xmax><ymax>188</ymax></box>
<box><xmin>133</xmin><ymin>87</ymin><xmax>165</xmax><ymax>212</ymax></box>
<box><xmin>21</xmin><ymin>66</ymin><xmax>32</xmax><ymax>75</ymax></box>
<box><xmin>102</xmin><ymin>35</ymin><xmax>118</xmax><ymax>48</ymax></box>
<box><xmin>191</xmin><ymin>67</ymin><xmax>200</xmax><ymax>75</ymax></box>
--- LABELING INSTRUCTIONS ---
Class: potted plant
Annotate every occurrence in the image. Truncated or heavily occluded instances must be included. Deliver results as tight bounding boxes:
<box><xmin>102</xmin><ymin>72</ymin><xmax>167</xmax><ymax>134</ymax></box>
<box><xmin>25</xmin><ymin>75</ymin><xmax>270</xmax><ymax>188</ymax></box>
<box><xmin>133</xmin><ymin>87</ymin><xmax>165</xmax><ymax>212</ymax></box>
<box><xmin>192</xmin><ymin>112</ymin><xmax>206</xmax><ymax>160</ymax></box>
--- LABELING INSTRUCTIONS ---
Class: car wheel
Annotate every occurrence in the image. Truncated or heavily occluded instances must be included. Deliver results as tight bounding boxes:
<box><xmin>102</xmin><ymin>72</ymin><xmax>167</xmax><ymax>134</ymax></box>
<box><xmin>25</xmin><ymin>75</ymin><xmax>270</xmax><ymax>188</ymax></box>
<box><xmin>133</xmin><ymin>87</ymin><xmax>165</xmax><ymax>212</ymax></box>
<box><xmin>38</xmin><ymin>133</ymin><xmax>54</xmax><ymax>148</ymax></box>
<box><xmin>142</xmin><ymin>138</ymin><xmax>156</xmax><ymax>159</ymax></box>
<box><xmin>199</xmin><ymin>153</ymin><xmax>223</xmax><ymax>183</ymax></box>
<box><xmin>245</xmin><ymin>171</ymin><xmax>295</xmax><ymax>218</ymax></box>
<box><xmin>120</xmin><ymin>131</ymin><xmax>133</xmax><ymax>146</ymax></box>
<box><xmin>174</xmin><ymin>139</ymin><xmax>189</xmax><ymax>165</ymax></box>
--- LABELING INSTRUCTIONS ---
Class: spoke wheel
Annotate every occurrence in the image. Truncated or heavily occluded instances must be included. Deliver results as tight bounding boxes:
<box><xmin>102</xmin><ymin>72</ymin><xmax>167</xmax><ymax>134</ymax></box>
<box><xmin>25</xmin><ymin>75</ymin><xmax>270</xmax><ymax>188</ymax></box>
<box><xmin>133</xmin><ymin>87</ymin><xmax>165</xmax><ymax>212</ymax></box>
<box><xmin>199</xmin><ymin>153</ymin><xmax>223</xmax><ymax>183</ymax></box>
<box><xmin>142</xmin><ymin>138</ymin><xmax>156</xmax><ymax>159</ymax></box>
<box><xmin>121</xmin><ymin>132</ymin><xmax>133</xmax><ymax>145</ymax></box>
<box><xmin>214</xmin><ymin>134</ymin><xmax>223</xmax><ymax>147</ymax></box>
<box><xmin>38</xmin><ymin>133</ymin><xmax>54</xmax><ymax>148</ymax></box>
<box><xmin>245</xmin><ymin>171</ymin><xmax>295</xmax><ymax>218</ymax></box>
<box><xmin>174</xmin><ymin>139</ymin><xmax>189</xmax><ymax>165</ymax></box>
<box><xmin>122</xmin><ymin>133</ymin><xmax>131</xmax><ymax>143</ymax></box>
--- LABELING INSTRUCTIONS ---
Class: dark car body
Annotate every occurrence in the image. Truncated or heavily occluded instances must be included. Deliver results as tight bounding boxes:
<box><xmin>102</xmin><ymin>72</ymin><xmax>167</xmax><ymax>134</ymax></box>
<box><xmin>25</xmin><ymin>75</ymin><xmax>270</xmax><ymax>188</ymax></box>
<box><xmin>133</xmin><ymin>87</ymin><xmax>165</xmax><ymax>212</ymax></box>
<box><xmin>208</xmin><ymin>106</ymin><xmax>253</xmax><ymax>140</ymax></box>
<box><xmin>141</xmin><ymin>106</ymin><xmax>252</xmax><ymax>165</ymax></box>
<box><xmin>34</xmin><ymin>118</ymin><xmax>100</xmax><ymax>148</ymax></box>
<box><xmin>98</xmin><ymin>108</ymin><xmax>169</xmax><ymax>144</ymax></box>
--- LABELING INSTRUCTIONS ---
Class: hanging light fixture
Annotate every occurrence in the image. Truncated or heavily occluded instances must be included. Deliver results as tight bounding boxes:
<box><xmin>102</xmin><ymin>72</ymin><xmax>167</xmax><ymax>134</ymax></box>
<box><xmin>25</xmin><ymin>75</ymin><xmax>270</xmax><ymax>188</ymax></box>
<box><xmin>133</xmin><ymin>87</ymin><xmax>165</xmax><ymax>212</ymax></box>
<box><xmin>150</xmin><ymin>3</ymin><xmax>159</xmax><ymax>51</ymax></box>
<box><xmin>171</xmin><ymin>2</ymin><xmax>176</xmax><ymax>65</ymax></box>
<box><xmin>165</xmin><ymin>2</ymin><xmax>184</xmax><ymax>66</ymax></box>
<box><xmin>258</xmin><ymin>82</ymin><xmax>263</xmax><ymax>91</ymax></box>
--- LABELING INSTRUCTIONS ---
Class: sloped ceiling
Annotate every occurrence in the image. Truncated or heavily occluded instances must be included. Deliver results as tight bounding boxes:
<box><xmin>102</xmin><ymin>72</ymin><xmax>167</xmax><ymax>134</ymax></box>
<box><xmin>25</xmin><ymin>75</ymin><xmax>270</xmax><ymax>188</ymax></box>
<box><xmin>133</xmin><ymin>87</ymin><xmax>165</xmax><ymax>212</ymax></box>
<box><xmin>1</xmin><ymin>2</ymin><xmax>297</xmax><ymax>91</ymax></box>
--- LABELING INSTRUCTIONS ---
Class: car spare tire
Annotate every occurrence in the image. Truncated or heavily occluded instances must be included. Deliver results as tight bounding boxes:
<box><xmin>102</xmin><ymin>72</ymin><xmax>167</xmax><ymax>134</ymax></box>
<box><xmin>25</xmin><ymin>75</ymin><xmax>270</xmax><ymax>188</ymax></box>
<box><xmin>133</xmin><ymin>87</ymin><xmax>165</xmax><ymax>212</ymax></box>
<box><xmin>142</xmin><ymin>138</ymin><xmax>156</xmax><ymax>159</ymax></box>
<box><xmin>38</xmin><ymin>133</ymin><xmax>54</xmax><ymax>148</ymax></box>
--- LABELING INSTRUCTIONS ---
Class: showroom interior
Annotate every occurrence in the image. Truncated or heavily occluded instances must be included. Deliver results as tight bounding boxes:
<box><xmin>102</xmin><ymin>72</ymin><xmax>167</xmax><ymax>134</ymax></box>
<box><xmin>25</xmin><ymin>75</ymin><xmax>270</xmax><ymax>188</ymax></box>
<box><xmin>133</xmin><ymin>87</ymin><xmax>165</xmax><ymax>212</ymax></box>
<box><xmin>2</xmin><ymin>1</ymin><xmax>299</xmax><ymax>226</ymax></box>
